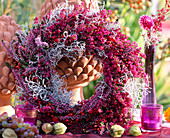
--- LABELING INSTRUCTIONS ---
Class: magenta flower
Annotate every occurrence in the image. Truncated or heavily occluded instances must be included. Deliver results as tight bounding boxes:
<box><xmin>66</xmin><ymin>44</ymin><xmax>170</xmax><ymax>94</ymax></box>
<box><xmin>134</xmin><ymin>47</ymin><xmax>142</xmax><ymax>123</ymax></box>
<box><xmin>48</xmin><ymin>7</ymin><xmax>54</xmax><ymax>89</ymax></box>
<box><xmin>139</xmin><ymin>15</ymin><xmax>154</xmax><ymax>30</ymax></box>
<box><xmin>72</xmin><ymin>34</ymin><xmax>77</xmax><ymax>41</ymax></box>
<box><xmin>35</xmin><ymin>36</ymin><xmax>48</xmax><ymax>47</ymax></box>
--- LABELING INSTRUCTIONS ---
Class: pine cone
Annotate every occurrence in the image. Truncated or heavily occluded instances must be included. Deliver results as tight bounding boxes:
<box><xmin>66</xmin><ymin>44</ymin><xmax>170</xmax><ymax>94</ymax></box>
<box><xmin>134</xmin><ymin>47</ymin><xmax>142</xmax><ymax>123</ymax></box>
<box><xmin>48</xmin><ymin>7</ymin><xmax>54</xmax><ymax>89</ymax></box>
<box><xmin>55</xmin><ymin>51</ymin><xmax>102</xmax><ymax>89</ymax></box>
<box><xmin>0</xmin><ymin>15</ymin><xmax>19</xmax><ymax>95</ymax></box>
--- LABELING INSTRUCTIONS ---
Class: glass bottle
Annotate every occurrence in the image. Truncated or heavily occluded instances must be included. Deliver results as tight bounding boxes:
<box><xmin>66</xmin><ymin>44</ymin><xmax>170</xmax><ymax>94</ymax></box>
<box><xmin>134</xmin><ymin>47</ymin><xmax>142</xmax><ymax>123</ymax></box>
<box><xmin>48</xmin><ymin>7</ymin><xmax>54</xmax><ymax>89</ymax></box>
<box><xmin>142</xmin><ymin>45</ymin><xmax>157</xmax><ymax>104</ymax></box>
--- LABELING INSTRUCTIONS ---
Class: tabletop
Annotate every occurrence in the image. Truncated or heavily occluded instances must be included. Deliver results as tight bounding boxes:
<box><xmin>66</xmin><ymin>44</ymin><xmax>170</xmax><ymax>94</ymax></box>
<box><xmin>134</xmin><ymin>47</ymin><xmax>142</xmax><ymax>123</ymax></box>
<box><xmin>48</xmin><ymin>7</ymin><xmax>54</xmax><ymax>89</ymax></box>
<box><xmin>41</xmin><ymin>109</ymin><xmax>170</xmax><ymax>138</ymax></box>
<box><xmin>41</xmin><ymin>127</ymin><xmax>170</xmax><ymax>138</ymax></box>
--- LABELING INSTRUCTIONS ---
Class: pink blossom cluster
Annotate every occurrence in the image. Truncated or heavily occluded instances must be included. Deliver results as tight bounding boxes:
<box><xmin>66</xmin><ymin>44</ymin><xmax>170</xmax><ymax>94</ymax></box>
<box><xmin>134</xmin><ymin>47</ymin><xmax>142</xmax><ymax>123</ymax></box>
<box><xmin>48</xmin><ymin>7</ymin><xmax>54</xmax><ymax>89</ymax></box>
<box><xmin>139</xmin><ymin>15</ymin><xmax>154</xmax><ymax>30</ymax></box>
<box><xmin>139</xmin><ymin>0</ymin><xmax>170</xmax><ymax>46</ymax></box>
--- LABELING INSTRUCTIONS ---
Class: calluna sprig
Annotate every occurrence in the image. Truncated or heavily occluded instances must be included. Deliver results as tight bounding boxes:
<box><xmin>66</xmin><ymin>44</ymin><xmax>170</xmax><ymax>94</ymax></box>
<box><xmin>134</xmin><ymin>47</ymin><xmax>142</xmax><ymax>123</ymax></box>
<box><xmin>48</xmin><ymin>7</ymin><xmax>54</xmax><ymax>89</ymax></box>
<box><xmin>139</xmin><ymin>0</ymin><xmax>170</xmax><ymax>46</ymax></box>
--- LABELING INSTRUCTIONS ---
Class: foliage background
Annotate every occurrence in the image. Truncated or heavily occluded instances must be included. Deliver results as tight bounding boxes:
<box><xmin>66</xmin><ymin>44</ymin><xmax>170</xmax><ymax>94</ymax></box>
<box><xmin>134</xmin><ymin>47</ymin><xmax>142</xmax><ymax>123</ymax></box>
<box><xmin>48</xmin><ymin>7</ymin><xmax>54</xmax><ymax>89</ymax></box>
<box><xmin>0</xmin><ymin>0</ymin><xmax>169</xmax><ymax>110</ymax></box>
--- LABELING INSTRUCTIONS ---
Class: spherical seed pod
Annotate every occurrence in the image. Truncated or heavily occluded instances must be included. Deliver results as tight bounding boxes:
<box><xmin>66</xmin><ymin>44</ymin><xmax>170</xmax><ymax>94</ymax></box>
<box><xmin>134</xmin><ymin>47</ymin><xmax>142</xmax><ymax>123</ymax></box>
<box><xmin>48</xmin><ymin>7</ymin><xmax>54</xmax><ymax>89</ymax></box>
<box><xmin>2</xmin><ymin>128</ymin><xmax>17</xmax><ymax>138</ymax></box>
<box><xmin>140</xmin><ymin>0</ymin><xmax>145</xmax><ymax>3</ymax></box>
<box><xmin>146</xmin><ymin>1</ymin><xmax>152</xmax><ymax>7</ymax></box>
<box><xmin>140</xmin><ymin>5</ymin><xmax>146</xmax><ymax>10</ymax></box>
<box><xmin>113</xmin><ymin>10</ymin><xmax>118</xmax><ymax>14</ymax></box>
<box><xmin>37</xmin><ymin>120</ymin><xmax>42</xmax><ymax>130</ymax></box>
<box><xmin>129</xmin><ymin>125</ymin><xmax>142</xmax><ymax>136</ymax></box>
<box><xmin>126</xmin><ymin>32</ymin><xmax>130</xmax><ymax>37</ymax></box>
<box><xmin>42</xmin><ymin>123</ymin><xmax>53</xmax><ymax>134</ymax></box>
<box><xmin>53</xmin><ymin>122</ymin><xmax>67</xmax><ymax>135</ymax></box>
<box><xmin>110</xmin><ymin>125</ymin><xmax>125</xmax><ymax>137</ymax></box>
<box><xmin>124</xmin><ymin>27</ymin><xmax>130</xmax><ymax>33</ymax></box>
<box><xmin>135</xmin><ymin>9</ymin><xmax>140</xmax><ymax>14</ymax></box>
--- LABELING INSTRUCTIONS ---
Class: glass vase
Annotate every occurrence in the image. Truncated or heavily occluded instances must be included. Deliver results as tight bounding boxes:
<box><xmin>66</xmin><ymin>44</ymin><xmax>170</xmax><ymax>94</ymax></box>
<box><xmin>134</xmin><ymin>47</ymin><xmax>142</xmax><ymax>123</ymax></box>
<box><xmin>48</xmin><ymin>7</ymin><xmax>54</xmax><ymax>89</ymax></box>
<box><xmin>142</xmin><ymin>45</ymin><xmax>157</xmax><ymax>104</ymax></box>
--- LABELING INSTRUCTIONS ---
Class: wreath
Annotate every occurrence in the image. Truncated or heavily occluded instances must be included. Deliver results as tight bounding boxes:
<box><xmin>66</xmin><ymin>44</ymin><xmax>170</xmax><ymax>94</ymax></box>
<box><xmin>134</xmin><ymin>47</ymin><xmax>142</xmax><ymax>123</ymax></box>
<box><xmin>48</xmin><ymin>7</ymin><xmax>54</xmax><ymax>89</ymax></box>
<box><xmin>3</xmin><ymin>4</ymin><xmax>146</xmax><ymax>134</ymax></box>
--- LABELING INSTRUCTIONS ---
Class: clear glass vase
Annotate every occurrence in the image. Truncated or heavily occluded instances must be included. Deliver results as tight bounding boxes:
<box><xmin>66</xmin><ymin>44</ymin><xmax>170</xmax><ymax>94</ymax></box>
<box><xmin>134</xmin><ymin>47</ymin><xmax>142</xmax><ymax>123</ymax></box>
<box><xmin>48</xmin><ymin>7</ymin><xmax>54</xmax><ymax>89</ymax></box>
<box><xmin>142</xmin><ymin>45</ymin><xmax>157</xmax><ymax>104</ymax></box>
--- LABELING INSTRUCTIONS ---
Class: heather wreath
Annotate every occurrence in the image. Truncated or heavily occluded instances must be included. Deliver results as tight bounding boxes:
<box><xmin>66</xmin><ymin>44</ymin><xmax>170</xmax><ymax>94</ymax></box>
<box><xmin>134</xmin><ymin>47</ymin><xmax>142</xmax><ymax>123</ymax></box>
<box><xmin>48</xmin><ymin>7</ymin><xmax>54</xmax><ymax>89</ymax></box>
<box><xmin>3</xmin><ymin>3</ymin><xmax>146</xmax><ymax>134</ymax></box>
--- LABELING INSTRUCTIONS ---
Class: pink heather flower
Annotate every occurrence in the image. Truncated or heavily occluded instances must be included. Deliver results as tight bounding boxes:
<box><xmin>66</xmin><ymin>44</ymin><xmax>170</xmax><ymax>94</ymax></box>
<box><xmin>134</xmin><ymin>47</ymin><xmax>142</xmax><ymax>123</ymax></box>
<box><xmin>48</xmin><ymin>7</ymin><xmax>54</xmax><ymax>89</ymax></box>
<box><xmin>34</xmin><ymin>17</ymin><xmax>39</xmax><ymax>24</ymax></box>
<box><xmin>35</xmin><ymin>36</ymin><xmax>48</xmax><ymax>47</ymax></box>
<box><xmin>139</xmin><ymin>15</ymin><xmax>154</xmax><ymax>30</ymax></box>
<box><xmin>72</xmin><ymin>34</ymin><xmax>77</xmax><ymax>41</ymax></box>
<box><xmin>35</xmin><ymin>36</ymin><xmax>42</xmax><ymax>46</ymax></box>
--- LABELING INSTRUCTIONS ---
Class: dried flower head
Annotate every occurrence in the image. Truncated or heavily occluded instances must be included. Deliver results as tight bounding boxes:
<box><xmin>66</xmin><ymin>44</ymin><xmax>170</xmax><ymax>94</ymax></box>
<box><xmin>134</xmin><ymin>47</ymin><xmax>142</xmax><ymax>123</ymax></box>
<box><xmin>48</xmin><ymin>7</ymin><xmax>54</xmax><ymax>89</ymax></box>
<box><xmin>139</xmin><ymin>15</ymin><xmax>154</xmax><ymax>30</ymax></box>
<box><xmin>139</xmin><ymin>0</ymin><xmax>170</xmax><ymax>46</ymax></box>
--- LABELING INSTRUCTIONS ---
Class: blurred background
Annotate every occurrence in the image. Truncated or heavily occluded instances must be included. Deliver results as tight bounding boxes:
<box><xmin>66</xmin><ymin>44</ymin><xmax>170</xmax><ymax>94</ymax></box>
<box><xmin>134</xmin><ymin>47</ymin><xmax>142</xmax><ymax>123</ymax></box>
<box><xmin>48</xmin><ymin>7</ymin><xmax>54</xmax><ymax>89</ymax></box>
<box><xmin>0</xmin><ymin>0</ymin><xmax>169</xmax><ymax>110</ymax></box>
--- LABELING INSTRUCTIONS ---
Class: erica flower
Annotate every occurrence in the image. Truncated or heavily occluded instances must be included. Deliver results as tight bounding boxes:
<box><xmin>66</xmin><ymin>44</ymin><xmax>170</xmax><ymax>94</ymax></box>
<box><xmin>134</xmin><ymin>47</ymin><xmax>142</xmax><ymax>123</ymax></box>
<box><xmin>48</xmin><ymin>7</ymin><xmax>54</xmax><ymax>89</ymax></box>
<box><xmin>35</xmin><ymin>36</ymin><xmax>42</xmax><ymax>46</ymax></box>
<box><xmin>34</xmin><ymin>17</ymin><xmax>39</xmax><ymax>24</ymax></box>
<box><xmin>139</xmin><ymin>15</ymin><xmax>154</xmax><ymax>30</ymax></box>
<box><xmin>72</xmin><ymin>34</ymin><xmax>77</xmax><ymax>41</ymax></box>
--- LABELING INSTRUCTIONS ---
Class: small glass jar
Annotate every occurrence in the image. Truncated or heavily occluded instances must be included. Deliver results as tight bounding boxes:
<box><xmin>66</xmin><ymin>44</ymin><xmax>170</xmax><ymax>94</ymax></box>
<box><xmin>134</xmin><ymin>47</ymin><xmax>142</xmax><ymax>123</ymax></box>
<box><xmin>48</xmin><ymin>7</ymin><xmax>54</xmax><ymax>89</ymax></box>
<box><xmin>15</xmin><ymin>104</ymin><xmax>38</xmax><ymax>126</ymax></box>
<box><xmin>141</xmin><ymin>103</ymin><xmax>163</xmax><ymax>131</ymax></box>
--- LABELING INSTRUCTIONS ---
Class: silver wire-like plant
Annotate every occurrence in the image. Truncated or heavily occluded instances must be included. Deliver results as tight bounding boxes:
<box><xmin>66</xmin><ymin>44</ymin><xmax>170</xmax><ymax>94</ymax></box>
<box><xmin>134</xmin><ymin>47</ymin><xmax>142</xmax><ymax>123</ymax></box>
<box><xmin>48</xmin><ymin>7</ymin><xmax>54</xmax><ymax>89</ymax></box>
<box><xmin>13</xmin><ymin>73</ymin><xmax>74</xmax><ymax>106</ymax></box>
<box><xmin>122</xmin><ymin>74</ymin><xmax>150</xmax><ymax>112</ymax></box>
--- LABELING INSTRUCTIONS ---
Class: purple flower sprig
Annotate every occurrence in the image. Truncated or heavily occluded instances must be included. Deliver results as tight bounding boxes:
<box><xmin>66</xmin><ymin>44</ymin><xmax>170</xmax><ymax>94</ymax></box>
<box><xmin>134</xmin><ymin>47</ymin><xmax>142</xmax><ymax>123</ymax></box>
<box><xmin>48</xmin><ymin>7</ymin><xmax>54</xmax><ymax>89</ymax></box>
<box><xmin>139</xmin><ymin>0</ymin><xmax>170</xmax><ymax>46</ymax></box>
